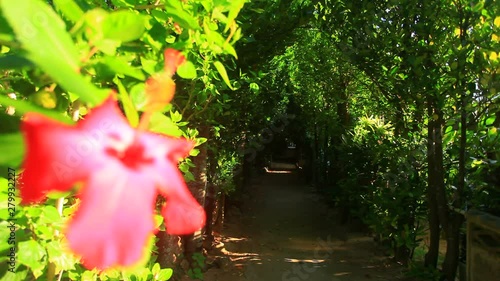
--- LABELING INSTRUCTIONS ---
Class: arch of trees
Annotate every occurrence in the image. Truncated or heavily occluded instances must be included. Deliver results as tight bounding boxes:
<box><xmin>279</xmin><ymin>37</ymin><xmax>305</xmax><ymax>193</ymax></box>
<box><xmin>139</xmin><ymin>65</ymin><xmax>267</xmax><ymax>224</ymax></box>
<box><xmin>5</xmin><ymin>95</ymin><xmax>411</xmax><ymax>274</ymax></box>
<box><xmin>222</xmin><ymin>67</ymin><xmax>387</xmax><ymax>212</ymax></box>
<box><xmin>0</xmin><ymin>0</ymin><xmax>498</xmax><ymax>280</ymax></box>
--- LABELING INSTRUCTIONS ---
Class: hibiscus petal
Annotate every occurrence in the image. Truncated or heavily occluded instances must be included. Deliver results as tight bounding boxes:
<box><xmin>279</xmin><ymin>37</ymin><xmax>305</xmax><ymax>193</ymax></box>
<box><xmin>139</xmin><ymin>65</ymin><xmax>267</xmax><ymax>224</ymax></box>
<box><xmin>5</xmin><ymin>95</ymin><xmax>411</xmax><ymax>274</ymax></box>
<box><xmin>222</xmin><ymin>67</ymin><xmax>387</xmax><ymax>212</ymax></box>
<box><xmin>66</xmin><ymin>164</ymin><xmax>157</xmax><ymax>269</ymax></box>
<box><xmin>77</xmin><ymin>97</ymin><xmax>135</xmax><ymax>157</ymax></box>
<box><xmin>19</xmin><ymin>97</ymin><xmax>132</xmax><ymax>204</ymax></box>
<box><xmin>20</xmin><ymin>115</ymin><xmax>92</xmax><ymax>203</ymax></box>
<box><xmin>135</xmin><ymin>132</ymin><xmax>205</xmax><ymax>234</ymax></box>
<box><xmin>161</xmin><ymin>168</ymin><xmax>206</xmax><ymax>235</ymax></box>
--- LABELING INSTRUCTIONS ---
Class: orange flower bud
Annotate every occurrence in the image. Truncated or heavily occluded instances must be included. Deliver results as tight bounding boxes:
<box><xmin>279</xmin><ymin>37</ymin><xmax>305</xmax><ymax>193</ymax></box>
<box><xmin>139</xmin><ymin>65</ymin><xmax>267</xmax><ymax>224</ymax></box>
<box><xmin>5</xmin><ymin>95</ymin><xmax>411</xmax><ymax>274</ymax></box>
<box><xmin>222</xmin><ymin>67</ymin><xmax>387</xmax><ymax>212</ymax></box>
<box><xmin>164</xmin><ymin>48</ymin><xmax>185</xmax><ymax>76</ymax></box>
<box><xmin>144</xmin><ymin>72</ymin><xmax>176</xmax><ymax>111</ymax></box>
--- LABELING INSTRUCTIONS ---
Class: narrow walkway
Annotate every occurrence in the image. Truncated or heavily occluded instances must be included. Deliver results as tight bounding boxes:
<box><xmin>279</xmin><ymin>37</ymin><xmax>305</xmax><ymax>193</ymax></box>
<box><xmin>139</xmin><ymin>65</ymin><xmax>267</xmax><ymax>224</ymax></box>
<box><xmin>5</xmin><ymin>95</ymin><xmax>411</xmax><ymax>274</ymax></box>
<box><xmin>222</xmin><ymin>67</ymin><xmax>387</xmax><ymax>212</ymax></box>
<box><xmin>201</xmin><ymin>170</ymin><xmax>406</xmax><ymax>281</ymax></box>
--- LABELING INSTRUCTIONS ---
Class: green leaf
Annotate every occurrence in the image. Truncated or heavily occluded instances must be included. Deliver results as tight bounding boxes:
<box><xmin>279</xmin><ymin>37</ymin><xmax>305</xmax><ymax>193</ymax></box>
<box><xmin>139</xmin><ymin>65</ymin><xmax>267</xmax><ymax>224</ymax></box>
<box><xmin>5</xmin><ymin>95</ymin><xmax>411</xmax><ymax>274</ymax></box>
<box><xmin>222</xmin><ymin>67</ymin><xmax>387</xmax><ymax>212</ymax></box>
<box><xmin>100</xmin><ymin>56</ymin><xmax>146</xmax><ymax>80</ymax></box>
<box><xmin>130</xmin><ymin>83</ymin><xmax>147</xmax><ymax>111</ymax></box>
<box><xmin>95</xmin><ymin>38</ymin><xmax>120</xmax><ymax>56</ymax></box>
<box><xmin>46</xmin><ymin>241</ymin><xmax>78</xmax><ymax>271</ymax></box>
<box><xmin>177</xmin><ymin>61</ymin><xmax>197</xmax><ymax>79</ymax></box>
<box><xmin>1</xmin><ymin>0</ymin><xmax>108</xmax><ymax>105</ymax></box>
<box><xmin>136</xmin><ymin>268</ymin><xmax>152</xmax><ymax>281</ymax></box>
<box><xmin>1</xmin><ymin>0</ymin><xmax>80</xmax><ymax>68</ymax></box>
<box><xmin>154</xmin><ymin>215</ymin><xmax>164</xmax><ymax>229</ymax></box>
<box><xmin>250</xmin><ymin>82</ymin><xmax>259</xmax><ymax>93</ymax></box>
<box><xmin>150</xmin><ymin>10</ymin><xmax>170</xmax><ymax>22</ymax></box>
<box><xmin>196</xmin><ymin>137</ymin><xmax>207</xmax><ymax>145</ymax></box>
<box><xmin>0</xmin><ymin>133</ymin><xmax>24</xmax><ymax>167</ymax></box>
<box><xmin>488</xmin><ymin>127</ymin><xmax>497</xmax><ymax>137</ymax></box>
<box><xmin>213</xmin><ymin>61</ymin><xmax>234</xmax><ymax>90</ymax></box>
<box><xmin>223</xmin><ymin>41</ymin><xmax>238</xmax><ymax>58</ymax></box>
<box><xmin>141</xmin><ymin>58</ymin><xmax>159</xmax><ymax>75</ymax></box>
<box><xmin>53</xmin><ymin>0</ymin><xmax>84</xmax><ymax>23</ymax></box>
<box><xmin>152</xmin><ymin>263</ymin><xmax>161</xmax><ymax>276</ymax></box>
<box><xmin>0</xmin><ymin>220</ymin><xmax>12</xmax><ymax>251</ymax></box>
<box><xmin>163</xmin><ymin>0</ymin><xmax>200</xmax><ymax>30</ymax></box>
<box><xmin>102</xmin><ymin>10</ymin><xmax>145</xmax><ymax>42</ymax></box>
<box><xmin>0</xmin><ymin>269</ymin><xmax>29</xmax><ymax>281</ymax></box>
<box><xmin>157</xmin><ymin>268</ymin><xmax>173</xmax><ymax>280</ymax></box>
<box><xmin>189</xmin><ymin>148</ymin><xmax>200</xmax><ymax>157</ymax></box>
<box><xmin>81</xmin><ymin>270</ymin><xmax>98</xmax><ymax>281</ymax></box>
<box><xmin>114</xmin><ymin>77</ymin><xmax>139</xmax><ymax>127</ymax></box>
<box><xmin>17</xmin><ymin>240</ymin><xmax>46</xmax><ymax>277</ymax></box>
<box><xmin>149</xmin><ymin>112</ymin><xmax>183</xmax><ymax>137</ymax></box>
<box><xmin>471</xmin><ymin>1</ymin><xmax>484</xmax><ymax>12</ymax></box>
<box><xmin>225</xmin><ymin>0</ymin><xmax>245</xmax><ymax>32</ymax></box>
<box><xmin>389</xmin><ymin>66</ymin><xmax>399</xmax><ymax>76</ymax></box>
<box><xmin>442</xmin><ymin>131</ymin><xmax>455</xmax><ymax>146</ymax></box>
<box><xmin>111</xmin><ymin>0</ymin><xmax>135</xmax><ymax>8</ymax></box>
<box><xmin>485</xmin><ymin>116</ymin><xmax>496</xmax><ymax>126</ymax></box>
<box><xmin>170</xmin><ymin>111</ymin><xmax>182</xmax><ymax>123</ymax></box>
<box><xmin>40</xmin><ymin>206</ymin><xmax>61</xmax><ymax>223</ymax></box>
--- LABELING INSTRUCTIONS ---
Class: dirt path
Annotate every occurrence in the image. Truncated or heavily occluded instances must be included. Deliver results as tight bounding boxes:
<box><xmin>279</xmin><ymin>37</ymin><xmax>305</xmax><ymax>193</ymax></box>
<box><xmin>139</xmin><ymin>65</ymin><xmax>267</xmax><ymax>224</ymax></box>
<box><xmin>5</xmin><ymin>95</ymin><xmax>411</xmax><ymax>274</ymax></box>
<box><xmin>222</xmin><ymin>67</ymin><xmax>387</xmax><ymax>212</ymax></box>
<box><xmin>198</xmin><ymin>170</ymin><xmax>409</xmax><ymax>281</ymax></box>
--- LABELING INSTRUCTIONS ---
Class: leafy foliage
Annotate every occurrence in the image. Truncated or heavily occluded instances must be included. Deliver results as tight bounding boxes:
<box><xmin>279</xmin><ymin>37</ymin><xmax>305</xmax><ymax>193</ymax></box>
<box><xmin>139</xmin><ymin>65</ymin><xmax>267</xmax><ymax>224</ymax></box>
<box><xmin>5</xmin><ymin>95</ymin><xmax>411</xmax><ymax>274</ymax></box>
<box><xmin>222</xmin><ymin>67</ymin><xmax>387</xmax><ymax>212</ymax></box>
<box><xmin>0</xmin><ymin>0</ymin><xmax>247</xmax><ymax>279</ymax></box>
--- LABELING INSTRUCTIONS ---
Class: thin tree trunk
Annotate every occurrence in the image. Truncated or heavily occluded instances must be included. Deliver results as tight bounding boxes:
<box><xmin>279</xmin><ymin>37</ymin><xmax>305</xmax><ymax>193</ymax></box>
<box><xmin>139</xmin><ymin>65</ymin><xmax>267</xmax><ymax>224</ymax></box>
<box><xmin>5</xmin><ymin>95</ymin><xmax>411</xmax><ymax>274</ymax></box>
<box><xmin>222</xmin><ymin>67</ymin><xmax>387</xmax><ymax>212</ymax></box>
<box><xmin>214</xmin><ymin>193</ymin><xmax>226</xmax><ymax>233</ymax></box>
<box><xmin>203</xmin><ymin>144</ymin><xmax>218</xmax><ymax>250</ymax></box>
<box><xmin>182</xmin><ymin>126</ymin><xmax>209</xmax><ymax>265</ymax></box>
<box><xmin>312</xmin><ymin>113</ymin><xmax>319</xmax><ymax>186</ymax></box>
<box><xmin>442</xmin><ymin>10</ymin><xmax>468</xmax><ymax>279</ymax></box>
<box><xmin>424</xmin><ymin>102</ymin><xmax>441</xmax><ymax>269</ymax></box>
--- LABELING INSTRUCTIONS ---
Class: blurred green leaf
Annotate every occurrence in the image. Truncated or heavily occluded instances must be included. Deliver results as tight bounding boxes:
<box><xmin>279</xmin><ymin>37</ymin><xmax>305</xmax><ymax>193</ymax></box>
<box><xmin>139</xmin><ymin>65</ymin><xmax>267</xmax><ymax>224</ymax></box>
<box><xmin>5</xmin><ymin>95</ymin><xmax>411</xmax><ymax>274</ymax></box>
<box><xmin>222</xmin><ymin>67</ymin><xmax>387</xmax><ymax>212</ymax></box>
<box><xmin>110</xmin><ymin>0</ymin><xmax>135</xmax><ymax>8</ymax></box>
<box><xmin>225</xmin><ymin>0</ymin><xmax>245</xmax><ymax>32</ymax></box>
<box><xmin>99</xmin><ymin>56</ymin><xmax>146</xmax><ymax>80</ymax></box>
<box><xmin>81</xmin><ymin>270</ymin><xmax>97</xmax><ymax>281</ymax></box>
<box><xmin>95</xmin><ymin>38</ymin><xmax>120</xmax><ymax>56</ymax></box>
<box><xmin>0</xmin><ymin>95</ymin><xmax>73</xmax><ymax>124</ymax></box>
<box><xmin>0</xmin><ymin>269</ymin><xmax>29</xmax><ymax>281</ymax></box>
<box><xmin>141</xmin><ymin>58</ymin><xmax>159</xmax><ymax>75</ymax></box>
<box><xmin>485</xmin><ymin>116</ymin><xmax>496</xmax><ymax>126</ymax></box>
<box><xmin>149</xmin><ymin>112</ymin><xmax>183</xmax><ymax>137</ymax></box>
<box><xmin>1</xmin><ymin>0</ymin><xmax>108</xmax><ymax>105</ymax></box>
<box><xmin>0</xmin><ymin>113</ymin><xmax>21</xmax><ymax>134</ymax></box>
<box><xmin>163</xmin><ymin>0</ymin><xmax>200</xmax><ymax>30</ymax></box>
<box><xmin>53</xmin><ymin>0</ymin><xmax>84</xmax><ymax>23</ymax></box>
<box><xmin>0</xmin><ymin>133</ymin><xmax>24</xmax><ymax>168</ymax></box>
<box><xmin>114</xmin><ymin>77</ymin><xmax>139</xmax><ymax>127</ymax></box>
<box><xmin>150</xmin><ymin>10</ymin><xmax>169</xmax><ymax>22</ymax></box>
<box><xmin>102</xmin><ymin>10</ymin><xmax>145</xmax><ymax>42</ymax></box>
<box><xmin>177</xmin><ymin>61</ymin><xmax>197</xmax><ymax>79</ymax></box>
<box><xmin>1</xmin><ymin>0</ymin><xmax>80</xmax><ymax>69</ymax></box>
<box><xmin>40</xmin><ymin>206</ymin><xmax>61</xmax><ymax>223</ymax></box>
<box><xmin>46</xmin><ymin>241</ymin><xmax>78</xmax><ymax>271</ymax></box>
<box><xmin>130</xmin><ymin>83</ymin><xmax>147</xmax><ymax>111</ymax></box>
<box><xmin>0</xmin><ymin>54</ymin><xmax>33</xmax><ymax>70</ymax></box>
<box><xmin>0</xmin><ymin>12</ymin><xmax>15</xmax><ymax>42</ymax></box>
<box><xmin>189</xmin><ymin>148</ymin><xmax>200</xmax><ymax>157</ymax></box>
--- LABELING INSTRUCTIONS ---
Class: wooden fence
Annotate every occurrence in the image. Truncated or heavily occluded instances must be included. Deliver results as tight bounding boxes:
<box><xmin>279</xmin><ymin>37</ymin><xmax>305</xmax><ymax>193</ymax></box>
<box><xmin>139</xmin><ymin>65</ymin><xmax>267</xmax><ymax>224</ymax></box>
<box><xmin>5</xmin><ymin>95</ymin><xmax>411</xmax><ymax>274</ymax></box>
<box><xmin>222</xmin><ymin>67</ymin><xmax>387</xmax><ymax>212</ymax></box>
<box><xmin>466</xmin><ymin>209</ymin><xmax>500</xmax><ymax>281</ymax></box>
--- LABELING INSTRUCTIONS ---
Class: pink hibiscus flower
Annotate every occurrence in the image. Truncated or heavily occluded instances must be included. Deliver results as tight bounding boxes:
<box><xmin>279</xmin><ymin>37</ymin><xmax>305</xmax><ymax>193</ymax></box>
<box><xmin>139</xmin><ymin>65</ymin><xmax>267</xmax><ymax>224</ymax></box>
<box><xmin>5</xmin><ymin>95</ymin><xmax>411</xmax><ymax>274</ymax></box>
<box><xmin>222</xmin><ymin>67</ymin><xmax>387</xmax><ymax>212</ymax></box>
<box><xmin>20</xmin><ymin>95</ymin><xmax>205</xmax><ymax>269</ymax></box>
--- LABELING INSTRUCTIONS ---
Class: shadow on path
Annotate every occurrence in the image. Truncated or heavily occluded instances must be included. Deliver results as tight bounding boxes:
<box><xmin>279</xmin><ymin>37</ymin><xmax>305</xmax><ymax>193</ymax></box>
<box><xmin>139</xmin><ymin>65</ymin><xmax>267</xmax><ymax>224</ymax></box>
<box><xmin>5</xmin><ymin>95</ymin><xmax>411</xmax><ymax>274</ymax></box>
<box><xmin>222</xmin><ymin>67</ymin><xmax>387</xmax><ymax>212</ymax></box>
<box><xmin>199</xmin><ymin>170</ymin><xmax>408</xmax><ymax>281</ymax></box>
